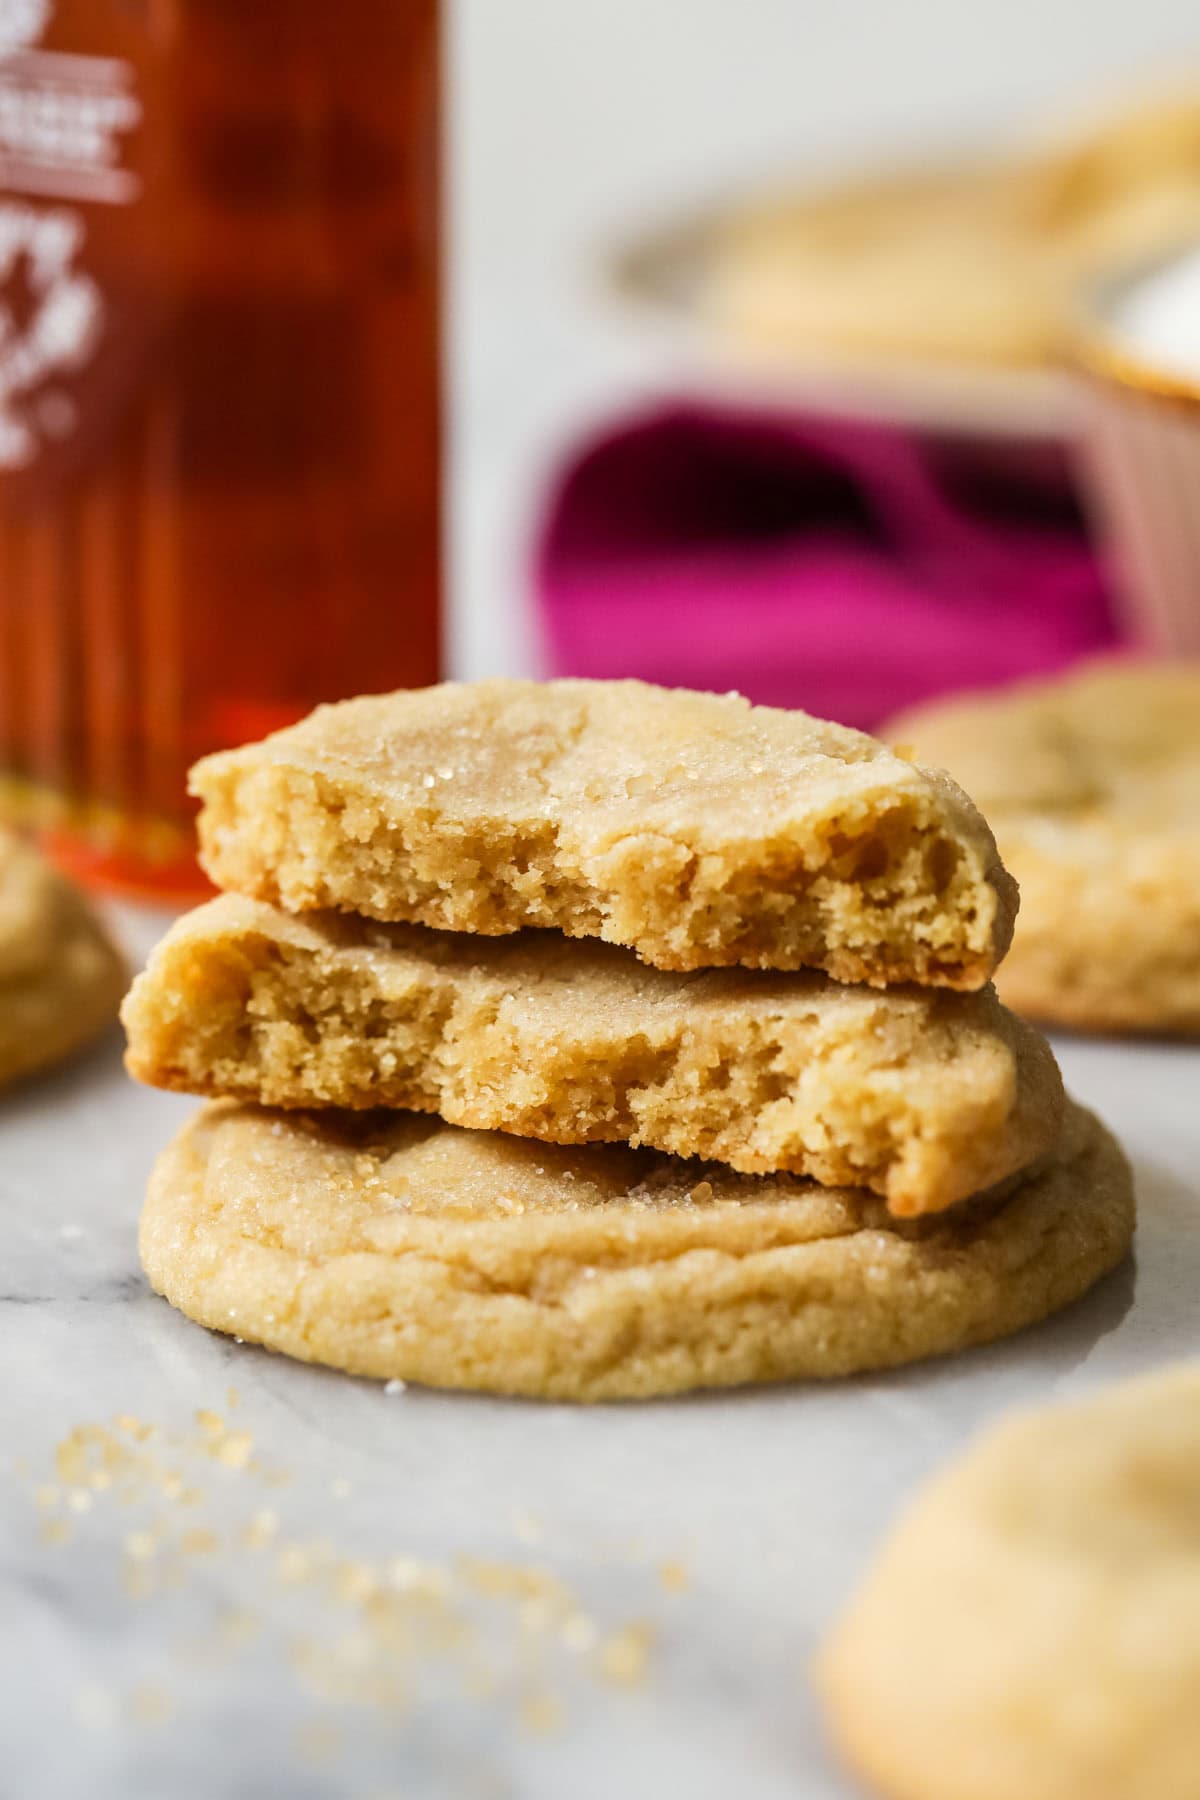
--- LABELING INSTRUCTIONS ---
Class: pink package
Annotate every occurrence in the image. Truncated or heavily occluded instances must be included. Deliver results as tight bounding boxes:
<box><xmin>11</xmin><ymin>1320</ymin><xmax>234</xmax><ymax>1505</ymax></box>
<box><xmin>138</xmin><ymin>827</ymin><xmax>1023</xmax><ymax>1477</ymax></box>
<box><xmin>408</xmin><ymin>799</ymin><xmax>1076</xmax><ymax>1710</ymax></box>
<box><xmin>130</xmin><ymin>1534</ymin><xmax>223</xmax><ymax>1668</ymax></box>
<box><xmin>534</xmin><ymin>402</ymin><xmax>1123</xmax><ymax>729</ymax></box>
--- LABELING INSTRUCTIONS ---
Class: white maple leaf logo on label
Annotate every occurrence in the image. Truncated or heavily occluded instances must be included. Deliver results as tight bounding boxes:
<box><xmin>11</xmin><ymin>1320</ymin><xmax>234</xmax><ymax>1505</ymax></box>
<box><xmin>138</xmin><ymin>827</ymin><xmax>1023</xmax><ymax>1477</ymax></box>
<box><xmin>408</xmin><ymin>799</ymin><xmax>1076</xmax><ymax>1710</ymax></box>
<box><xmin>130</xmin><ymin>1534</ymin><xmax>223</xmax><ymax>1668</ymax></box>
<box><xmin>0</xmin><ymin>202</ymin><xmax>103</xmax><ymax>468</ymax></box>
<box><xmin>0</xmin><ymin>0</ymin><xmax>51</xmax><ymax>56</ymax></box>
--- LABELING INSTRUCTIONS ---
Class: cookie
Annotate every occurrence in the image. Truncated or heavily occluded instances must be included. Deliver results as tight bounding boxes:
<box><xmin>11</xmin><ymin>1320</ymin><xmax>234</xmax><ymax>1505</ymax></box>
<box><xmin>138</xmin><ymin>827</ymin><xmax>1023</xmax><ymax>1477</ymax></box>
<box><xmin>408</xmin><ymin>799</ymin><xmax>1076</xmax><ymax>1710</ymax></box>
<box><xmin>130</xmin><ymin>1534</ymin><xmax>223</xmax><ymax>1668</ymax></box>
<box><xmin>190</xmin><ymin>679</ymin><xmax>1016</xmax><ymax>989</ymax></box>
<box><xmin>817</xmin><ymin>1364</ymin><xmax>1200</xmax><ymax>1800</ymax></box>
<box><xmin>1030</xmin><ymin>86</ymin><xmax>1200</xmax><ymax>271</ymax></box>
<box><xmin>0</xmin><ymin>832</ymin><xmax>126</xmax><ymax>1088</ymax></box>
<box><xmin>704</xmin><ymin>166</ymin><xmax>1069</xmax><ymax>368</ymax></box>
<box><xmin>889</xmin><ymin>662</ymin><xmax>1200</xmax><ymax>1032</ymax></box>
<box><xmin>701</xmin><ymin>92</ymin><xmax>1200</xmax><ymax>375</ymax></box>
<box><xmin>140</xmin><ymin>1098</ymin><xmax>1131</xmax><ymax>1401</ymax></box>
<box><xmin>123</xmin><ymin>893</ymin><xmax>1062</xmax><ymax>1218</ymax></box>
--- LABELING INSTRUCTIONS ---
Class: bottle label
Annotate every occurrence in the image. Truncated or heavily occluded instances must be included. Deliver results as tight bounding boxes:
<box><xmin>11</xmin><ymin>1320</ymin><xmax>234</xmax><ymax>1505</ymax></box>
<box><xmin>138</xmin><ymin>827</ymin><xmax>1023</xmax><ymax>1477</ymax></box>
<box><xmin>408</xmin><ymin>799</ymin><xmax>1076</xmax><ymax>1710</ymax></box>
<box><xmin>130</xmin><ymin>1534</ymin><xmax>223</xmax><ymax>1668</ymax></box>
<box><xmin>0</xmin><ymin>0</ymin><xmax>141</xmax><ymax>471</ymax></box>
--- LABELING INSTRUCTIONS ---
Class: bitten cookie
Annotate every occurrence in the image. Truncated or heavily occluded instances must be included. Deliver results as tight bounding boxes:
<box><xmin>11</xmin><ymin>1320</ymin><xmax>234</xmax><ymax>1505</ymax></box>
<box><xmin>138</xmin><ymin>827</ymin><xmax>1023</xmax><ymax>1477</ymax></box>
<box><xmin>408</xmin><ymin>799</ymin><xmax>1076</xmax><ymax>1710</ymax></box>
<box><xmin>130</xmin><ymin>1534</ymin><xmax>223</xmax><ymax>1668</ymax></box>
<box><xmin>817</xmin><ymin>1364</ymin><xmax>1200</xmax><ymax>1800</ymax></box>
<box><xmin>890</xmin><ymin>661</ymin><xmax>1200</xmax><ymax>1033</ymax></box>
<box><xmin>190</xmin><ymin>678</ymin><xmax>1016</xmax><ymax>989</ymax></box>
<box><xmin>140</xmin><ymin>1098</ymin><xmax>1131</xmax><ymax>1401</ymax></box>
<box><xmin>0</xmin><ymin>832</ymin><xmax>125</xmax><ymax>1088</ymax></box>
<box><xmin>123</xmin><ymin>893</ymin><xmax>1063</xmax><ymax>1217</ymax></box>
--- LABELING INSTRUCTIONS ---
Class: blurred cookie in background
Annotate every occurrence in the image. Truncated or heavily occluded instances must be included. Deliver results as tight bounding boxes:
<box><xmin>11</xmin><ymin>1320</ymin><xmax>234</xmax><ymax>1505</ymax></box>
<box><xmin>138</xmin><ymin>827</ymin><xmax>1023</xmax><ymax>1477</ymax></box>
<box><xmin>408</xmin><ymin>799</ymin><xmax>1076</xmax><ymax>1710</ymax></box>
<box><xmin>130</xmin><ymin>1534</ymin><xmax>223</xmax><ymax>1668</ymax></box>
<box><xmin>664</xmin><ymin>84</ymin><xmax>1200</xmax><ymax>379</ymax></box>
<box><xmin>889</xmin><ymin>661</ymin><xmax>1200</xmax><ymax>1035</ymax></box>
<box><xmin>699</xmin><ymin>164</ymin><xmax>1069</xmax><ymax>370</ymax></box>
<box><xmin>1030</xmin><ymin>84</ymin><xmax>1200</xmax><ymax>269</ymax></box>
<box><xmin>0</xmin><ymin>832</ymin><xmax>126</xmax><ymax>1089</ymax></box>
<box><xmin>817</xmin><ymin>1364</ymin><xmax>1200</xmax><ymax>1800</ymax></box>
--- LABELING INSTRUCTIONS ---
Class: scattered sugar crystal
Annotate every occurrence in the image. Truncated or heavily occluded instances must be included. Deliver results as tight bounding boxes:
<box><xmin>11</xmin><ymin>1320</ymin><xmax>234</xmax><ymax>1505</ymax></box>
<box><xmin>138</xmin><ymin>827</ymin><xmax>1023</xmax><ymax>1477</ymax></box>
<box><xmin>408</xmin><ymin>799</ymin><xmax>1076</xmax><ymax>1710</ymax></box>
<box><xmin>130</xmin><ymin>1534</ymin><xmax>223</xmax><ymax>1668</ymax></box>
<box><xmin>334</xmin><ymin>1560</ymin><xmax>377</xmax><ymax>1604</ymax></box>
<box><xmin>278</xmin><ymin>1545</ymin><xmax>315</xmax><ymax>1585</ymax></box>
<box><xmin>597</xmin><ymin>1622</ymin><xmax>653</xmax><ymax>1685</ymax></box>
<box><xmin>215</xmin><ymin>1431</ymin><xmax>253</xmax><ymax>1470</ymax></box>
<box><xmin>520</xmin><ymin>1692</ymin><xmax>564</xmax><ymax>1736</ymax></box>
<box><xmin>242</xmin><ymin>1509</ymin><xmax>279</xmax><ymax>1550</ymax></box>
<box><xmin>33</xmin><ymin>1405</ymin><xmax>663</xmax><ymax>1733</ymax></box>
<box><xmin>129</xmin><ymin>1684</ymin><xmax>173</xmax><ymax>1725</ymax></box>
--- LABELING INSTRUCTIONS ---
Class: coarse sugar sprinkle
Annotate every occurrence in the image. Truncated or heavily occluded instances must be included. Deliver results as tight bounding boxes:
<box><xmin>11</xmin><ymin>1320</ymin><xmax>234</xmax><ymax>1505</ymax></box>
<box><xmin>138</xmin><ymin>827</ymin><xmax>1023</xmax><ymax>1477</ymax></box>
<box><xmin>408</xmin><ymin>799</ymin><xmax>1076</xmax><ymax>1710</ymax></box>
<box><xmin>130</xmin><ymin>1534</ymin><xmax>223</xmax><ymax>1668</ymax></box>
<box><xmin>23</xmin><ymin>1399</ymin><xmax>686</xmax><ymax>1766</ymax></box>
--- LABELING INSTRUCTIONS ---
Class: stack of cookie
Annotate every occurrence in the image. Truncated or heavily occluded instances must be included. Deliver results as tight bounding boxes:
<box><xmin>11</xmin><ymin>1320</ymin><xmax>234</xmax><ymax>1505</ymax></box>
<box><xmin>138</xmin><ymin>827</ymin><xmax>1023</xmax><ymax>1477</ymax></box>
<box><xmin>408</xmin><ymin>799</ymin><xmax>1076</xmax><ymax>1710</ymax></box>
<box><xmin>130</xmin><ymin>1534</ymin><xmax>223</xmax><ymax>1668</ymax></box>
<box><xmin>124</xmin><ymin>680</ymin><xmax>1132</xmax><ymax>1400</ymax></box>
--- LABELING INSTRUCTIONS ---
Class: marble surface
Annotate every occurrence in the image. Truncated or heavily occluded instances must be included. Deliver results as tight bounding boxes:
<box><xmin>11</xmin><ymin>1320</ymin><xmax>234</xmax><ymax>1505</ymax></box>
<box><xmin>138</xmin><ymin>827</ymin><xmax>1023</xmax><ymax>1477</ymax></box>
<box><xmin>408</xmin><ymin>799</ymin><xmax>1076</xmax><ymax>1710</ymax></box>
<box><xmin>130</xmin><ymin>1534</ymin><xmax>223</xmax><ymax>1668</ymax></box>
<box><xmin>2</xmin><ymin>904</ymin><xmax>1197</xmax><ymax>1798</ymax></box>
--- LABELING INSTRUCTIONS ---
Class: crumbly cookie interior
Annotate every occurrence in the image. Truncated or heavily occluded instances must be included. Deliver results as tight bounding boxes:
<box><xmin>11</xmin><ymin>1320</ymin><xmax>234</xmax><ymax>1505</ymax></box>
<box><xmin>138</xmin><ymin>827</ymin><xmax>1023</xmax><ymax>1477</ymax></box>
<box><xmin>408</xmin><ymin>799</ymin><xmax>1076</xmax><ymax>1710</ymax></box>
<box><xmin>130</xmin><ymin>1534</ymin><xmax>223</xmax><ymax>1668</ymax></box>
<box><xmin>193</xmin><ymin>678</ymin><xmax>1014</xmax><ymax>988</ymax></box>
<box><xmin>123</xmin><ymin>895</ymin><xmax>1061</xmax><ymax>1215</ymax></box>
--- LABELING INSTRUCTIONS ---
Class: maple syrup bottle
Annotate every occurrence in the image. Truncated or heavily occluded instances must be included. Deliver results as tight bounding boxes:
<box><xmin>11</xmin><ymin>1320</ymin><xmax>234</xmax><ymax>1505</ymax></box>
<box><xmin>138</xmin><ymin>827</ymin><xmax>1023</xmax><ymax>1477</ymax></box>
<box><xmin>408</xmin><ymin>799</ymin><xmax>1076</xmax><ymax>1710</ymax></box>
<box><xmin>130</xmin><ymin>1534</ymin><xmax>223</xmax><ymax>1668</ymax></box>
<box><xmin>0</xmin><ymin>0</ymin><xmax>440</xmax><ymax>896</ymax></box>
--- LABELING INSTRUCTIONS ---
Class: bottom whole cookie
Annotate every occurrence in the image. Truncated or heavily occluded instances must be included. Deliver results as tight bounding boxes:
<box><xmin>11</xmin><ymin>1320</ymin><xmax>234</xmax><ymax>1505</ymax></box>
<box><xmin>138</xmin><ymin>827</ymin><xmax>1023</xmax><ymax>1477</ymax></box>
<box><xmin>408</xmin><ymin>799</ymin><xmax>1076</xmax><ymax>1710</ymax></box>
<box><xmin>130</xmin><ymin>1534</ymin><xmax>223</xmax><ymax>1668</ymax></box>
<box><xmin>816</xmin><ymin>1365</ymin><xmax>1200</xmax><ymax>1800</ymax></box>
<box><xmin>140</xmin><ymin>1099</ymin><xmax>1132</xmax><ymax>1402</ymax></box>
